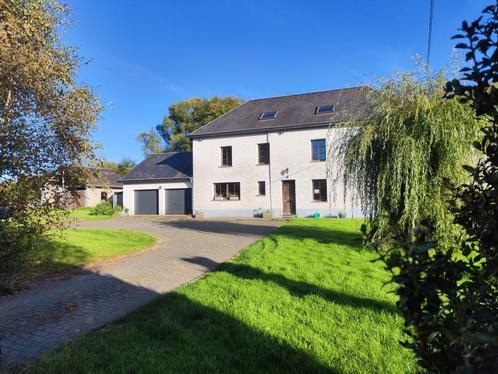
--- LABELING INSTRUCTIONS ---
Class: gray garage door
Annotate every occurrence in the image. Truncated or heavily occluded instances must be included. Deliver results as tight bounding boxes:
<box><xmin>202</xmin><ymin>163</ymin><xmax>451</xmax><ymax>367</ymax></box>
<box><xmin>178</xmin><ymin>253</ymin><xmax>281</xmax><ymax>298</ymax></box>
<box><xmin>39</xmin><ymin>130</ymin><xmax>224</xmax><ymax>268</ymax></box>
<box><xmin>165</xmin><ymin>188</ymin><xmax>192</xmax><ymax>215</ymax></box>
<box><xmin>134</xmin><ymin>189</ymin><xmax>158</xmax><ymax>215</ymax></box>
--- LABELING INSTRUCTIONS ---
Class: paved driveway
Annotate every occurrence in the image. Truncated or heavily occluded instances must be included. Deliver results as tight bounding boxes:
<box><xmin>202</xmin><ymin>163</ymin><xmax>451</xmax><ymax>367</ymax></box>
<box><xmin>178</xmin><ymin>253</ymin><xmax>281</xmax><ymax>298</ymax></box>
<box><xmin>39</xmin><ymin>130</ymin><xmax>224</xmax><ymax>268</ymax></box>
<box><xmin>0</xmin><ymin>217</ymin><xmax>282</xmax><ymax>366</ymax></box>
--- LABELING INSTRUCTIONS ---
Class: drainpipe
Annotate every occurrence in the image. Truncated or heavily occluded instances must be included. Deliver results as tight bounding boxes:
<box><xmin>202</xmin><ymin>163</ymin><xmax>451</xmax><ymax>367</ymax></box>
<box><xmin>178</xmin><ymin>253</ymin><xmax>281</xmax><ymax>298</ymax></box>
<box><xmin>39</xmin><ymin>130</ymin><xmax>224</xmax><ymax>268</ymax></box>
<box><xmin>266</xmin><ymin>132</ymin><xmax>273</xmax><ymax>212</ymax></box>
<box><xmin>189</xmin><ymin>177</ymin><xmax>194</xmax><ymax>216</ymax></box>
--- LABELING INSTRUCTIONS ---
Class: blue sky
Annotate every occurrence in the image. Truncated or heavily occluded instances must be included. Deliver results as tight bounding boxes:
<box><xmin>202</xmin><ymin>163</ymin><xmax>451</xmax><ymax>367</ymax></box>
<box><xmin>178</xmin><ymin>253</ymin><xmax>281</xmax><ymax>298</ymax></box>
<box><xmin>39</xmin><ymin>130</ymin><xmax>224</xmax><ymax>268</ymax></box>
<box><xmin>63</xmin><ymin>0</ymin><xmax>489</xmax><ymax>163</ymax></box>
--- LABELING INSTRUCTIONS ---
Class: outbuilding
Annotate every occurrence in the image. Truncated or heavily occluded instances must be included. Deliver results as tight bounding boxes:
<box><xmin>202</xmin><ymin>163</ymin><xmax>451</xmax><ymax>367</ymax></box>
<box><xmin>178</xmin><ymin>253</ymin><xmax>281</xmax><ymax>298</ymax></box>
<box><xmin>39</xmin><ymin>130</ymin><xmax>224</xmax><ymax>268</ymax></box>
<box><xmin>121</xmin><ymin>152</ymin><xmax>193</xmax><ymax>215</ymax></box>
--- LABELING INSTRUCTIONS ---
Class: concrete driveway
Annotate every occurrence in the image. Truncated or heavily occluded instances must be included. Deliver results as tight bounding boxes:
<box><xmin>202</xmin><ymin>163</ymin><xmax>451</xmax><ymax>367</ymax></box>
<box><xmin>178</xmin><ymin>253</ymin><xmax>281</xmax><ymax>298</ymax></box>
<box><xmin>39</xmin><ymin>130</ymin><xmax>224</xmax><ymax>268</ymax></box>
<box><xmin>0</xmin><ymin>216</ymin><xmax>283</xmax><ymax>366</ymax></box>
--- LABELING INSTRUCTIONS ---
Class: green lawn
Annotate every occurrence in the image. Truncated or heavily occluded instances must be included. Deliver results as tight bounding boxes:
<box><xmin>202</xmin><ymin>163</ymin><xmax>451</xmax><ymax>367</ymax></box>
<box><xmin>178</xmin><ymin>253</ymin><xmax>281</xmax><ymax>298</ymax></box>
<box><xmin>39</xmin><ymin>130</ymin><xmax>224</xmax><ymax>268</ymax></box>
<box><xmin>68</xmin><ymin>207</ymin><xmax>117</xmax><ymax>221</ymax></box>
<box><xmin>27</xmin><ymin>219</ymin><xmax>417</xmax><ymax>373</ymax></box>
<box><xmin>30</xmin><ymin>228</ymin><xmax>156</xmax><ymax>279</ymax></box>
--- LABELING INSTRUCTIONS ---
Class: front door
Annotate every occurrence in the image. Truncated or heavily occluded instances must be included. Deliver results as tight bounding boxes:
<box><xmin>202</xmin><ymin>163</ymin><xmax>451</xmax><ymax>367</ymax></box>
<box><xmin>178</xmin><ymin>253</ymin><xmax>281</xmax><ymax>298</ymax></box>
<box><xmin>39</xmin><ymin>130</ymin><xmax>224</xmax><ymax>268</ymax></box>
<box><xmin>282</xmin><ymin>180</ymin><xmax>296</xmax><ymax>215</ymax></box>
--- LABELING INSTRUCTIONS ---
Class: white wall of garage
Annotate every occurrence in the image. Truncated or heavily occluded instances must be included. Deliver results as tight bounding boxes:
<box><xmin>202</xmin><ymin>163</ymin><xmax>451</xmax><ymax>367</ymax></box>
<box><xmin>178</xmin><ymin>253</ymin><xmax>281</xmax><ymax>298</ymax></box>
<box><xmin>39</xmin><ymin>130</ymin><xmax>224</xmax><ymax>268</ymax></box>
<box><xmin>123</xmin><ymin>180</ymin><xmax>192</xmax><ymax>215</ymax></box>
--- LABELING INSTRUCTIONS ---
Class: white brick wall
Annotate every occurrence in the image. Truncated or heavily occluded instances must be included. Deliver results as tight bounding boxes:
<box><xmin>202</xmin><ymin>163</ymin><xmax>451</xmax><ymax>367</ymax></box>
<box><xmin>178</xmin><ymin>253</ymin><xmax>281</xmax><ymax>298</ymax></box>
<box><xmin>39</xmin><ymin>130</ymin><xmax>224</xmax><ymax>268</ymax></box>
<box><xmin>192</xmin><ymin>127</ymin><xmax>361</xmax><ymax>218</ymax></box>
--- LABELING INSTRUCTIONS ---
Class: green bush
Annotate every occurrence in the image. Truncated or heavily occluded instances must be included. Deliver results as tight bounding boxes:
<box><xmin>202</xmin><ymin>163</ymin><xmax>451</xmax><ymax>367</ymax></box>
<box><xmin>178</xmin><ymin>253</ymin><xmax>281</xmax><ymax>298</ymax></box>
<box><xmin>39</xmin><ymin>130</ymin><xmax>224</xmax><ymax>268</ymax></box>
<box><xmin>0</xmin><ymin>209</ymin><xmax>65</xmax><ymax>294</ymax></box>
<box><xmin>0</xmin><ymin>219</ymin><xmax>29</xmax><ymax>293</ymax></box>
<box><xmin>90</xmin><ymin>201</ymin><xmax>120</xmax><ymax>216</ymax></box>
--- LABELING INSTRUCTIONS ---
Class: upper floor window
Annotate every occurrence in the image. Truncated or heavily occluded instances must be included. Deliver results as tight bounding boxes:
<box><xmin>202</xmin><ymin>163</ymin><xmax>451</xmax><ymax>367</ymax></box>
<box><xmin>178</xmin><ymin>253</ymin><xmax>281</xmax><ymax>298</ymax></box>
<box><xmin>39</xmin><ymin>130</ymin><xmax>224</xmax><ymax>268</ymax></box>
<box><xmin>221</xmin><ymin>146</ymin><xmax>232</xmax><ymax>166</ymax></box>
<box><xmin>259</xmin><ymin>111</ymin><xmax>278</xmax><ymax>120</ymax></box>
<box><xmin>315</xmin><ymin>105</ymin><xmax>334</xmax><ymax>114</ymax></box>
<box><xmin>311</xmin><ymin>139</ymin><xmax>326</xmax><ymax>161</ymax></box>
<box><xmin>258</xmin><ymin>143</ymin><xmax>270</xmax><ymax>164</ymax></box>
<box><xmin>312</xmin><ymin>179</ymin><xmax>327</xmax><ymax>202</ymax></box>
<box><xmin>214</xmin><ymin>182</ymin><xmax>240</xmax><ymax>200</ymax></box>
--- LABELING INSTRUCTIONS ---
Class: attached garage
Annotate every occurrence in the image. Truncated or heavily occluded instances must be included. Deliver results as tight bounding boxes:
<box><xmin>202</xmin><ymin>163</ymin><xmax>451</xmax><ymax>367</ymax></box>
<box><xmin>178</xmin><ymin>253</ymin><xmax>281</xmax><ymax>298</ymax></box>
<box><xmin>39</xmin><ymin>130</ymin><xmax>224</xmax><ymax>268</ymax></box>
<box><xmin>134</xmin><ymin>189</ymin><xmax>158</xmax><ymax>215</ymax></box>
<box><xmin>121</xmin><ymin>152</ymin><xmax>193</xmax><ymax>216</ymax></box>
<box><xmin>165</xmin><ymin>188</ymin><xmax>192</xmax><ymax>215</ymax></box>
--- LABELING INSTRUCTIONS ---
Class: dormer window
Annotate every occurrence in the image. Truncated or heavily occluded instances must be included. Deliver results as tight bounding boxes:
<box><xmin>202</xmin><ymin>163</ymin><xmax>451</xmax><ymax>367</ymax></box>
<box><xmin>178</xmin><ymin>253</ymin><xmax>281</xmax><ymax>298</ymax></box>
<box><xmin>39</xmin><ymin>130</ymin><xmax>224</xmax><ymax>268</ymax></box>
<box><xmin>315</xmin><ymin>105</ymin><xmax>334</xmax><ymax>114</ymax></box>
<box><xmin>259</xmin><ymin>111</ymin><xmax>278</xmax><ymax>120</ymax></box>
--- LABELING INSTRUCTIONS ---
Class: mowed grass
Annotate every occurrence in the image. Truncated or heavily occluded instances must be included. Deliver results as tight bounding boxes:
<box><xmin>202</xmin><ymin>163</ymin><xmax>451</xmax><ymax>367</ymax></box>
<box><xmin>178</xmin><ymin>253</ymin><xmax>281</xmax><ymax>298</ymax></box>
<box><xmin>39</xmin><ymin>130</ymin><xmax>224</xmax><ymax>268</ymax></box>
<box><xmin>27</xmin><ymin>219</ymin><xmax>417</xmax><ymax>373</ymax></box>
<box><xmin>30</xmin><ymin>228</ymin><xmax>156</xmax><ymax>278</ymax></box>
<box><xmin>68</xmin><ymin>207</ymin><xmax>117</xmax><ymax>221</ymax></box>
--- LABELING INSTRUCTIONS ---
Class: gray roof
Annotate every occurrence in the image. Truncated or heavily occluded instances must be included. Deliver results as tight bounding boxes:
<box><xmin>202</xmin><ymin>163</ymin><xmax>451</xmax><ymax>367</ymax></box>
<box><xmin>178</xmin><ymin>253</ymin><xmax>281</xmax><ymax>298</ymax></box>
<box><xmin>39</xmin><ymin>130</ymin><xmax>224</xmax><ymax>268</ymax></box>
<box><xmin>88</xmin><ymin>169</ymin><xmax>123</xmax><ymax>189</ymax></box>
<box><xmin>190</xmin><ymin>86</ymin><xmax>370</xmax><ymax>138</ymax></box>
<box><xmin>120</xmin><ymin>152</ymin><xmax>192</xmax><ymax>182</ymax></box>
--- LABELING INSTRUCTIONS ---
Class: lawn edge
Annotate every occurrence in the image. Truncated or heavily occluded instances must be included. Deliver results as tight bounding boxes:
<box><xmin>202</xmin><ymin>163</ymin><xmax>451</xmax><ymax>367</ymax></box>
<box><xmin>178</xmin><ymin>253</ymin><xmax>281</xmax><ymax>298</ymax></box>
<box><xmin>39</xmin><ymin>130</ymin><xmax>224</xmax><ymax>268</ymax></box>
<box><xmin>2</xmin><ymin>229</ymin><xmax>159</xmax><ymax>298</ymax></box>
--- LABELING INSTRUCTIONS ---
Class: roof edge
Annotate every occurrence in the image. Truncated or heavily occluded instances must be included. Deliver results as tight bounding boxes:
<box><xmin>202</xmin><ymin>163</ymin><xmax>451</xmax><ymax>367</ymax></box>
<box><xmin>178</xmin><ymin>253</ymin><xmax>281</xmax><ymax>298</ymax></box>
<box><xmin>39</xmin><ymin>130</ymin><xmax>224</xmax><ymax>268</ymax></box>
<box><xmin>86</xmin><ymin>184</ymin><xmax>123</xmax><ymax>189</ymax></box>
<box><xmin>189</xmin><ymin>120</ymin><xmax>344</xmax><ymax>139</ymax></box>
<box><xmin>246</xmin><ymin>85</ymin><xmax>371</xmax><ymax>102</ymax></box>
<box><xmin>119</xmin><ymin>177</ymin><xmax>192</xmax><ymax>184</ymax></box>
<box><xmin>142</xmin><ymin>151</ymin><xmax>193</xmax><ymax>156</ymax></box>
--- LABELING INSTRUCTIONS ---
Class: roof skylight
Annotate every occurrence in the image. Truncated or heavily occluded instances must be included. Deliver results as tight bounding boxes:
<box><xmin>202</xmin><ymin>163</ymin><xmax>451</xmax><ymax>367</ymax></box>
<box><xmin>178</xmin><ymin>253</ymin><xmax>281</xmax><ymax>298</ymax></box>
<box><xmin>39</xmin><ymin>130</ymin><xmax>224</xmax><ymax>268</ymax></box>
<box><xmin>259</xmin><ymin>111</ymin><xmax>278</xmax><ymax>120</ymax></box>
<box><xmin>315</xmin><ymin>105</ymin><xmax>334</xmax><ymax>114</ymax></box>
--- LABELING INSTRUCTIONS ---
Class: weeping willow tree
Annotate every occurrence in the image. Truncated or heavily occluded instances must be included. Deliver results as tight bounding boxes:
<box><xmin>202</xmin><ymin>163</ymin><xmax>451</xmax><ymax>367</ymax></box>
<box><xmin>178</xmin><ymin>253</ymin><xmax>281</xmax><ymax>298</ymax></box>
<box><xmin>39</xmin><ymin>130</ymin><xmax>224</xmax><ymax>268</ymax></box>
<box><xmin>333</xmin><ymin>66</ymin><xmax>481</xmax><ymax>247</ymax></box>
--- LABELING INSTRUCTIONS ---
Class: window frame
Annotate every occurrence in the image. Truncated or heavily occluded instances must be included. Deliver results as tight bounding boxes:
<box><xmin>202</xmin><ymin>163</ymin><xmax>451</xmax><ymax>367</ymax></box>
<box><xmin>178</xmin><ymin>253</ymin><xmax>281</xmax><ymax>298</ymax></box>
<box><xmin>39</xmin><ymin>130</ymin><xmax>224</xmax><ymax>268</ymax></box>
<box><xmin>221</xmin><ymin>146</ymin><xmax>232</xmax><ymax>167</ymax></box>
<box><xmin>312</xmin><ymin>179</ymin><xmax>327</xmax><ymax>202</ymax></box>
<box><xmin>213</xmin><ymin>182</ymin><xmax>241</xmax><ymax>201</ymax></box>
<box><xmin>311</xmin><ymin>139</ymin><xmax>326</xmax><ymax>161</ymax></box>
<box><xmin>257</xmin><ymin>181</ymin><xmax>266</xmax><ymax>196</ymax></box>
<box><xmin>100</xmin><ymin>192</ymin><xmax>108</xmax><ymax>201</ymax></box>
<box><xmin>258</xmin><ymin>111</ymin><xmax>278</xmax><ymax>121</ymax></box>
<box><xmin>315</xmin><ymin>105</ymin><xmax>335</xmax><ymax>114</ymax></box>
<box><xmin>257</xmin><ymin>143</ymin><xmax>270</xmax><ymax>165</ymax></box>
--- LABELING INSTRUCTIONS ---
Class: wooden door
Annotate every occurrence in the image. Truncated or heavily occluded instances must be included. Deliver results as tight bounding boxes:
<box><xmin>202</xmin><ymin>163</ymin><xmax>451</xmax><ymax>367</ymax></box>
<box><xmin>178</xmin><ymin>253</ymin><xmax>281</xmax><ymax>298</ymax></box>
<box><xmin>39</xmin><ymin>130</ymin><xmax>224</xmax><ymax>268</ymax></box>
<box><xmin>282</xmin><ymin>180</ymin><xmax>296</xmax><ymax>215</ymax></box>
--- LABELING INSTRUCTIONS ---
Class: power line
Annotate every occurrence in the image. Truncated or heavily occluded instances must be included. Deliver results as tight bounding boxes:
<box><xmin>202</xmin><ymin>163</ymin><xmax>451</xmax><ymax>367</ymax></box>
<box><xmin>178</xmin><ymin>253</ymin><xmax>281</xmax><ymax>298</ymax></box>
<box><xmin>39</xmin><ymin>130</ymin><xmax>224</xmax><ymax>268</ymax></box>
<box><xmin>427</xmin><ymin>0</ymin><xmax>434</xmax><ymax>65</ymax></box>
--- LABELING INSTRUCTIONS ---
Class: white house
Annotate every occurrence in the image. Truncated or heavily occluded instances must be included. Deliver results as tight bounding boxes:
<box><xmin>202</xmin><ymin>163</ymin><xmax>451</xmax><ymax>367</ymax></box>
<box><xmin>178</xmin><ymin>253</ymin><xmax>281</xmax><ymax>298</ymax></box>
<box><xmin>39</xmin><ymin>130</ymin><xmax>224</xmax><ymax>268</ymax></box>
<box><xmin>189</xmin><ymin>87</ymin><xmax>368</xmax><ymax>218</ymax></box>
<box><xmin>122</xmin><ymin>87</ymin><xmax>368</xmax><ymax>217</ymax></box>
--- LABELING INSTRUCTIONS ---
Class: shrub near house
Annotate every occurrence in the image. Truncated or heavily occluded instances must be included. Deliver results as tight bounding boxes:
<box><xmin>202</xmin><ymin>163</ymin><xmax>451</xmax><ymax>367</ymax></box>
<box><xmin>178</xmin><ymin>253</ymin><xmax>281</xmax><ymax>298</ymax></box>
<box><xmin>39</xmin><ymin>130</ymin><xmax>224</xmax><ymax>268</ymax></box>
<box><xmin>90</xmin><ymin>201</ymin><xmax>121</xmax><ymax>216</ymax></box>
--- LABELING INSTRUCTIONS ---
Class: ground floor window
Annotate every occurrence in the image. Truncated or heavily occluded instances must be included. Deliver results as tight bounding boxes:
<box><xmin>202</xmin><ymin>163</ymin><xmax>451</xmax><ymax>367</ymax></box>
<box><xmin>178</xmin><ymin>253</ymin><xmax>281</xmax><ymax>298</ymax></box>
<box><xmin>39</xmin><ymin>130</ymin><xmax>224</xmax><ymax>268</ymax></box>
<box><xmin>214</xmin><ymin>182</ymin><xmax>240</xmax><ymax>200</ymax></box>
<box><xmin>101</xmin><ymin>191</ymin><xmax>108</xmax><ymax>201</ymax></box>
<box><xmin>312</xmin><ymin>179</ymin><xmax>327</xmax><ymax>202</ymax></box>
<box><xmin>258</xmin><ymin>181</ymin><xmax>266</xmax><ymax>195</ymax></box>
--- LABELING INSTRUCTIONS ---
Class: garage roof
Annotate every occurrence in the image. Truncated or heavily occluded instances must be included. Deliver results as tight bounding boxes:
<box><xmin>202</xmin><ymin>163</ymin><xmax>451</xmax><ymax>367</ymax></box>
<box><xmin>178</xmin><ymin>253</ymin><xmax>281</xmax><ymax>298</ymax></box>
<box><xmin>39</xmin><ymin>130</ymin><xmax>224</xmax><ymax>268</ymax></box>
<box><xmin>189</xmin><ymin>86</ymin><xmax>370</xmax><ymax>138</ymax></box>
<box><xmin>120</xmin><ymin>152</ymin><xmax>192</xmax><ymax>182</ymax></box>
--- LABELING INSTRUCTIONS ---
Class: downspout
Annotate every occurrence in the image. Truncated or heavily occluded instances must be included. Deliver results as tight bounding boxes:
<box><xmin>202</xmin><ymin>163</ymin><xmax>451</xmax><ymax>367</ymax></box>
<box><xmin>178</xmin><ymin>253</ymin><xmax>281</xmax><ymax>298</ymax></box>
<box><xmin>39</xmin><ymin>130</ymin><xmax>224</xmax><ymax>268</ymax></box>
<box><xmin>266</xmin><ymin>132</ymin><xmax>273</xmax><ymax>213</ymax></box>
<box><xmin>189</xmin><ymin>177</ymin><xmax>194</xmax><ymax>215</ymax></box>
